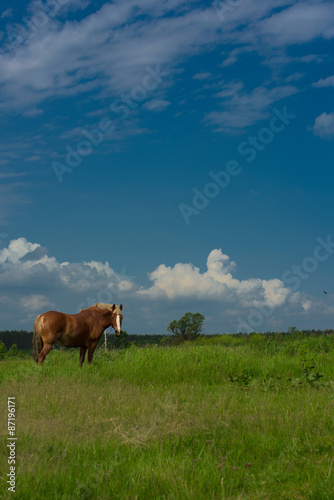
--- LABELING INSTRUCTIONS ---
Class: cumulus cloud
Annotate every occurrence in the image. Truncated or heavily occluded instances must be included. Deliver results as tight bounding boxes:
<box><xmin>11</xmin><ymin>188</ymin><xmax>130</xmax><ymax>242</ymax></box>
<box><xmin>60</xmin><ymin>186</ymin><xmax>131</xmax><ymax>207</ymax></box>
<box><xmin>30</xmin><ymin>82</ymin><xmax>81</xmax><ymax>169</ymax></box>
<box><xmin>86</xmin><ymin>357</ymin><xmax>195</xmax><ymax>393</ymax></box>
<box><xmin>20</xmin><ymin>294</ymin><xmax>55</xmax><ymax>311</ymax></box>
<box><xmin>0</xmin><ymin>237</ymin><xmax>140</xmax><ymax>328</ymax></box>
<box><xmin>0</xmin><ymin>238</ymin><xmax>39</xmax><ymax>264</ymax></box>
<box><xmin>138</xmin><ymin>248</ymin><xmax>300</xmax><ymax>310</ymax></box>
<box><xmin>0</xmin><ymin>237</ymin><xmax>136</xmax><ymax>293</ymax></box>
<box><xmin>311</xmin><ymin>112</ymin><xmax>334</xmax><ymax>139</ymax></box>
<box><xmin>0</xmin><ymin>239</ymin><xmax>332</xmax><ymax>332</ymax></box>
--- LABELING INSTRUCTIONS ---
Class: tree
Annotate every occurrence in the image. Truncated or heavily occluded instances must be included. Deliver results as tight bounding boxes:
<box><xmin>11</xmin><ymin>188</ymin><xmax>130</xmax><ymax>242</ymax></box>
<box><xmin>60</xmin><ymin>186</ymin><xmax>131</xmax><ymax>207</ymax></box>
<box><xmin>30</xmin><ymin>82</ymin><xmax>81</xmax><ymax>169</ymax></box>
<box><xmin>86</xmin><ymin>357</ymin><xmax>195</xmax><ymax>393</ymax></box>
<box><xmin>167</xmin><ymin>312</ymin><xmax>205</xmax><ymax>342</ymax></box>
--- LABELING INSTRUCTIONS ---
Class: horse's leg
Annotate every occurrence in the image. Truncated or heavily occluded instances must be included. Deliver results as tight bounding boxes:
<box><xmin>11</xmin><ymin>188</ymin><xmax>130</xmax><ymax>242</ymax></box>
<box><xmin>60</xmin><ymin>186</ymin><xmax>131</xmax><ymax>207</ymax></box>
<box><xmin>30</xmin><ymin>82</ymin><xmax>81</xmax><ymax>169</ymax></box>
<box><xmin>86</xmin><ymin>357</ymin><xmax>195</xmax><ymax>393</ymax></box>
<box><xmin>87</xmin><ymin>341</ymin><xmax>98</xmax><ymax>365</ymax></box>
<box><xmin>38</xmin><ymin>343</ymin><xmax>53</xmax><ymax>364</ymax></box>
<box><xmin>79</xmin><ymin>347</ymin><xmax>87</xmax><ymax>367</ymax></box>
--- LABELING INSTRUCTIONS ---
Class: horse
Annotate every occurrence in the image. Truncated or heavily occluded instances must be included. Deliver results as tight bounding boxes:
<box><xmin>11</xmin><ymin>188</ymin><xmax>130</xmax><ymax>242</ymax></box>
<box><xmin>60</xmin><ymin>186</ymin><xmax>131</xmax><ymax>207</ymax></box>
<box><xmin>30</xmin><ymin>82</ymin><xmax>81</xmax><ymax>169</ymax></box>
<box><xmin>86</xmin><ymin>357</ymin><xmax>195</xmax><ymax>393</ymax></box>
<box><xmin>32</xmin><ymin>303</ymin><xmax>123</xmax><ymax>366</ymax></box>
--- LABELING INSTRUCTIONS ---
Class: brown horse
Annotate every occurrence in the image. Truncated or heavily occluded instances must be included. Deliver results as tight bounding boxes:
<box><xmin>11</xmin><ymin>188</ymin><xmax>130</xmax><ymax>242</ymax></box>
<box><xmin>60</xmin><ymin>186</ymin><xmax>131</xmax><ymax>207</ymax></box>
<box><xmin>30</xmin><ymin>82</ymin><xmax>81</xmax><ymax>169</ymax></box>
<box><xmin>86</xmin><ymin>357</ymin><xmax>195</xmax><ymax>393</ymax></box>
<box><xmin>32</xmin><ymin>303</ymin><xmax>123</xmax><ymax>366</ymax></box>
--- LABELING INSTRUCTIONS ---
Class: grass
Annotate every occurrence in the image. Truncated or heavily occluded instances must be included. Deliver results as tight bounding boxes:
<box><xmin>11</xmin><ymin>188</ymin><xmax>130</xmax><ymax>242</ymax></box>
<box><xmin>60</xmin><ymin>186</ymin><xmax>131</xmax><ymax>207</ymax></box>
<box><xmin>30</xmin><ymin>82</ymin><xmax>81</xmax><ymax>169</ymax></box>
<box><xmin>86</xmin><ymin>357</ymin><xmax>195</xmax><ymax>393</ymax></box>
<box><xmin>0</xmin><ymin>337</ymin><xmax>334</xmax><ymax>499</ymax></box>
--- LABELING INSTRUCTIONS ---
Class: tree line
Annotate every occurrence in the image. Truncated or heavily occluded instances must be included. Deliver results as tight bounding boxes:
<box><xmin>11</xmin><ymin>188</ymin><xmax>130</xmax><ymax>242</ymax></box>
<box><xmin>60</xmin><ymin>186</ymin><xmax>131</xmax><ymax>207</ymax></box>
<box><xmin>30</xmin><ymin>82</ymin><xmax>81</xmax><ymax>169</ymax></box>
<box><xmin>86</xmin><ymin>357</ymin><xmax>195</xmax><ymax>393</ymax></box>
<box><xmin>0</xmin><ymin>311</ymin><xmax>333</xmax><ymax>354</ymax></box>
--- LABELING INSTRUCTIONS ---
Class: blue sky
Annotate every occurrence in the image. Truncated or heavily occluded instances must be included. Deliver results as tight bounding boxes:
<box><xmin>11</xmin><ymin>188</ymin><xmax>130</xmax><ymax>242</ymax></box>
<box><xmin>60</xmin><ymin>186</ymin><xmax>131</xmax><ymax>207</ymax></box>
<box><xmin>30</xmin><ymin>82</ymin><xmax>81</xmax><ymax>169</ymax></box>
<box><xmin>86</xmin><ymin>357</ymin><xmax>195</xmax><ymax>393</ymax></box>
<box><xmin>0</xmin><ymin>0</ymin><xmax>334</xmax><ymax>334</ymax></box>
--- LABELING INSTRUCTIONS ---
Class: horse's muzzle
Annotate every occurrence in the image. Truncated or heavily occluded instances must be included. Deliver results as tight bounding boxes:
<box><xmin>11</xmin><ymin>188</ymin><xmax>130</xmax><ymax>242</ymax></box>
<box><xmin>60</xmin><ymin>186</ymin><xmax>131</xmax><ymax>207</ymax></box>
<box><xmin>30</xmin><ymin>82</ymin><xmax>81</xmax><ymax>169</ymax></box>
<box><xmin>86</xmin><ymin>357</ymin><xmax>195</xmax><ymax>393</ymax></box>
<box><xmin>116</xmin><ymin>331</ymin><xmax>122</xmax><ymax>337</ymax></box>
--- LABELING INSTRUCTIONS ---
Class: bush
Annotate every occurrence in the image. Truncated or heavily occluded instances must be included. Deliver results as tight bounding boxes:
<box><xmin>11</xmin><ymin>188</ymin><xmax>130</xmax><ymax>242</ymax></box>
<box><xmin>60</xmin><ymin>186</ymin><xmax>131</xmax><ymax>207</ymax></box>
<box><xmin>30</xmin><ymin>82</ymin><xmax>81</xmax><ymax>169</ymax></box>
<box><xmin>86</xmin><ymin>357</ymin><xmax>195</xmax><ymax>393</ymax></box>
<box><xmin>248</xmin><ymin>333</ymin><xmax>264</xmax><ymax>344</ymax></box>
<box><xmin>0</xmin><ymin>341</ymin><xmax>6</xmax><ymax>360</ymax></box>
<box><xmin>6</xmin><ymin>344</ymin><xmax>20</xmax><ymax>357</ymax></box>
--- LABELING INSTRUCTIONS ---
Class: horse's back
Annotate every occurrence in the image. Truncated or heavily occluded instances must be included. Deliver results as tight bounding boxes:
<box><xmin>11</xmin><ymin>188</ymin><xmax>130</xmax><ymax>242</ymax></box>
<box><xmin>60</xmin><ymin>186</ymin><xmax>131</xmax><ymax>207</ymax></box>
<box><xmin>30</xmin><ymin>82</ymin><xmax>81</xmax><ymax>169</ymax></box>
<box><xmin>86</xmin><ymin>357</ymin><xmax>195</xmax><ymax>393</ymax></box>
<box><xmin>34</xmin><ymin>311</ymin><xmax>69</xmax><ymax>339</ymax></box>
<box><xmin>35</xmin><ymin>310</ymin><xmax>94</xmax><ymax>345</ymax></box>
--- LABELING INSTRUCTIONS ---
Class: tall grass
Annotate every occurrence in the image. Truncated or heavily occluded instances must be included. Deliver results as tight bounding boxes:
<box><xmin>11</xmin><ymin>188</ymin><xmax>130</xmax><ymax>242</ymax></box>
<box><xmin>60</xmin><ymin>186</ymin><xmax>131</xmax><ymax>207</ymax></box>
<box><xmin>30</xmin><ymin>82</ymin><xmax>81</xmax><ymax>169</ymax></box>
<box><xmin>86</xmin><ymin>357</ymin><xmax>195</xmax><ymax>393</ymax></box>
<box><xmin>1</xmin><ymin>337</ymin><xmax>333</xmax><ymax>499</ymax></box>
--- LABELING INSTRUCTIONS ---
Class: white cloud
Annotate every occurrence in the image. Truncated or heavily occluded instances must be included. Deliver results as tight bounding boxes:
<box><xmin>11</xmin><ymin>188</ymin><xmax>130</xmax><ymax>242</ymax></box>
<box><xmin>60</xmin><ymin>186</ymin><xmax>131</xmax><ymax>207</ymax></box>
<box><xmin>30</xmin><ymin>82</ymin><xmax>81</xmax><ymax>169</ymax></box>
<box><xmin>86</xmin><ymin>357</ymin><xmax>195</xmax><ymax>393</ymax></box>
<box><xmin>205</xmin><ymin>82</ymin><xmax>298</xmax><ymax>132</ymax></box>
<box><xmin>1</xmin><ymin>8</ymin><xmax>13</xmax><ymax>19</ymax></box>
<box><xmin>138</xmin><ymin>248</ymin><xmax>299</xmax><ymax>310</ymax></box>
<box><xmin>0</xmin><ymin>238</ymin><xmax>39</xmax><ymax>264</ymax></box>
<box><xmin>20</xmin><ymin>294</ymin><xmax>55</xmax><ymax>311</ymax></box>
<box><xmin>134</xmin><ymin>249</ymin><xmax>334</xmax><ymax>332</ymax></box>
<box><xmin>254</xmin><ymin>2</ymin><xmax>334</xmax><ymax>46</ymax></box>
<box><xmin>285</xmin><ymin>72</ymin><xmax>304</xmax><ymax>83</ymax></box>
<box><xmin>1</xmin><ymin>0</ymin><xmax>328</xmax><ymax>117</ymax></box>
<box><xmin>312</xmin><ymin>75</ymin><xmax>334</xmax><ymax>88</ymax></box>
<box><xmin>193</xmin><ymin>72</ymin><xmax>212</xmax><ymax>80</ymax></box>
<box><xmin>22</xmin><ymin>107</ymin><xmax>44</xmax><ymax>117</ymax></box>
<box><xmin>0</xmin><ymin>0</ymin><xmax>331</xmax><ymax>149</ymax></box>
<box><xmin>221</xmin><ymin>56</ymin><xmax>237</xmax><ymax>68</ymax></box>
<box><xmin>0</xmin><ymin>237</ymin><xmax>137</xmax><ymax>293</ymax></box>
<box><xmin>0</xmin><ymin>239</ymin><xmax>332</xmax><ymax>332</ymax></box>
<box><xmin>311</xmin><ymin>112</ymin><xmax>334</xmax><ymax>139</ymax></box>
<box><xmin>0</xmin><ymin>1</ymin><xmax>221</xmax><ymax>111</ymax></box>
<box><xmin>0</xmin><ymin>237</ymin><xmax>138</xmax><ymax>328</ymax></box>
<box><xmin>143</xmin><ymin>99</ymin><xmax>171</xmax><ymax>111</ymax></box>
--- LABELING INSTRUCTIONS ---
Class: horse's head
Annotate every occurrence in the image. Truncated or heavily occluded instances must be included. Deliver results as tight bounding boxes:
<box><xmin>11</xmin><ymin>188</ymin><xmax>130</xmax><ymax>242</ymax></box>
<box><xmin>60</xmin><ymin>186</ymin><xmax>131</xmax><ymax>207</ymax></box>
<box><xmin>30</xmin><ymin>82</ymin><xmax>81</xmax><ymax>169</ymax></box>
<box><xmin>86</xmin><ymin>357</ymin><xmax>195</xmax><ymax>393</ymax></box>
<box><xmin>111</xmin><ymin>304</ymin><xmax>123</xmax><ymax>336</ymax></box>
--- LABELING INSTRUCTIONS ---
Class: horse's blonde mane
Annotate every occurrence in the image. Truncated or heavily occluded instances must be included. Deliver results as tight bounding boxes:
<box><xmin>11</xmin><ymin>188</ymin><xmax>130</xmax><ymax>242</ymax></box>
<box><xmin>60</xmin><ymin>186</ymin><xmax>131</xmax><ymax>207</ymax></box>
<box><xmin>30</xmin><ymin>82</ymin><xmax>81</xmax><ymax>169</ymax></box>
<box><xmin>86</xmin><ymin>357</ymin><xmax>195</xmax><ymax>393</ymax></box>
<box><xmin>81</xmin><ymin>303</ymin><xmax>122</xmax><ymax>314</ymax></box>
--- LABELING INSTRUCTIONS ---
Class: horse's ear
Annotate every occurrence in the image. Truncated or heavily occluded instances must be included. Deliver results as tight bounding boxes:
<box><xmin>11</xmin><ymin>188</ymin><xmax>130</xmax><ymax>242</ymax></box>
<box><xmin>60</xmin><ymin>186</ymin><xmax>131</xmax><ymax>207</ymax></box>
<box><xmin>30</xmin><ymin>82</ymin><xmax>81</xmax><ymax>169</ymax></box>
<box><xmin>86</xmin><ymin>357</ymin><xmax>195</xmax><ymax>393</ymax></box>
<box><xmin>120</xmin><ymin>304</ymin><xmax>123</xmax><ymax>311</ymax></box>
<box><xmin>112</xmin><ymin>304</ymin><xmax>116</xmax><ymax>312</ymax></box>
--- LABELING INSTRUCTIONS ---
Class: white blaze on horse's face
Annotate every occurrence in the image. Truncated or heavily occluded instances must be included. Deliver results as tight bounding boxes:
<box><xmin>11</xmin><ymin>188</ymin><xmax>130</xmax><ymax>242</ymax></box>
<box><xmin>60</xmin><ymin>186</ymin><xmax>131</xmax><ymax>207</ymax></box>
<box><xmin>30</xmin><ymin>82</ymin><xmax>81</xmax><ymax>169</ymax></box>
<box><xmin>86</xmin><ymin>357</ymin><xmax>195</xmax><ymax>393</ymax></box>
<box><xmin>116</xmin><ymin>314</ymin><xmax>121</xmax><ymax>334</ymax></box>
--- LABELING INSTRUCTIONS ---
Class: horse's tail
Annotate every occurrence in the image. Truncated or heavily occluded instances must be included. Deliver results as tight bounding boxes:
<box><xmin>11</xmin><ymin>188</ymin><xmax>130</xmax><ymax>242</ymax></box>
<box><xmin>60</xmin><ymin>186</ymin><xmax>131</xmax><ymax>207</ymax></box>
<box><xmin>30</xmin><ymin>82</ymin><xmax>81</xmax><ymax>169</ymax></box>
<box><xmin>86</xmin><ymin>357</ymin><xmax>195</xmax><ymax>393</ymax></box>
<box><xmin>32</xmin><ymin>316</ymin><xmax>44</xmax><ymax>363</ymax></box>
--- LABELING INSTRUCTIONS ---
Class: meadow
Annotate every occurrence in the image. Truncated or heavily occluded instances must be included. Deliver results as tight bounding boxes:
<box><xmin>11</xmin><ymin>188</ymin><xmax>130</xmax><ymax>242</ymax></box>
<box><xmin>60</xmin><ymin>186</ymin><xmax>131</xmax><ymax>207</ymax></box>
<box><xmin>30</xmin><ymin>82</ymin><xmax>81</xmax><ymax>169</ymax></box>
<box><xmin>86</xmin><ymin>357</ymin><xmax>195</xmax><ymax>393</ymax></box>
<box><xmin>0</xmin><ymin>333</ymin><xmax>334</xmax><ymax>499</ymax></box>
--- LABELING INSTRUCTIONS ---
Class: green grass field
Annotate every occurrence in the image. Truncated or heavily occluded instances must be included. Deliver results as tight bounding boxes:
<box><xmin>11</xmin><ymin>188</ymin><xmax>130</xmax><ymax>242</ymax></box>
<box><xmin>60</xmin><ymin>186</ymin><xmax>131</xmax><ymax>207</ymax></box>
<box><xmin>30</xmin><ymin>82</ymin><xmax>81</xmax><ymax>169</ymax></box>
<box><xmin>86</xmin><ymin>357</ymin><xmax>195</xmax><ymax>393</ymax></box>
<box><xmin>1</xmin><ymin>335</ymin><xmax>334</xmax><ymax>499</ymax></box>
